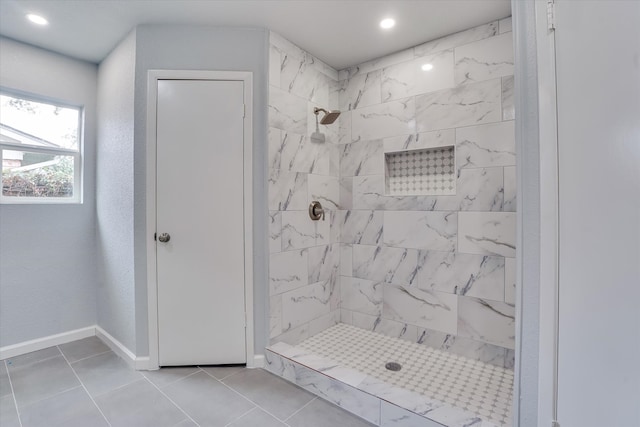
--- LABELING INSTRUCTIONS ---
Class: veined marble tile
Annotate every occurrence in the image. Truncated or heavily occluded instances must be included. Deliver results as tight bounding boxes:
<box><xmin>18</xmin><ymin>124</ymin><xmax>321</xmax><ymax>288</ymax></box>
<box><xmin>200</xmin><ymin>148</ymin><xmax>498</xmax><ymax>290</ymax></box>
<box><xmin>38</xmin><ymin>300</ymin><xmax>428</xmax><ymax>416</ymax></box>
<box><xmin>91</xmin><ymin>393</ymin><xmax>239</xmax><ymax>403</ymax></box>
<box><xmin>292</xmin><ymin>362</ymin><xmax>381</xmax><ymax>425</ymax></box>
<box><xmin>308</xmin><ymin>174</ymin><xmax>339</xmax><ymax>210</ymax></box>
<box><xmin>504</xmin><ymin>166</ymin><xmax>516</xmax><ymax>212</ymax></box>
<box><xmin>340</xmin><ymin>308</ymin><xmax>353</xmax><ymax>325</ymax></box>
<box><xmin>270</xmin><ymin>31</ymin><xmax>305</xmax><ymax>61</ymax></box>
<box><xmin>458</xmin><ymin>296</ymin><xmax>515</xmax><ymax>349</ymax></box>
<box><xmin>268</xmin><ymin>169</ymin><xmax>308</xmax><ymax>211</ymax></box>
<box><xmin>271</xmin><ymin>323</ymin><xmax>309</xmax><ymax>346</ymax></box>
<box><xmin>339</xmin><ymin>177</ymin><xmax>353</xmax><ymax>210</ymax></box>
<box><xmin>269</xmin><ymin>44</ymin><xmax>281</xmax><ymax>88</ymax></box>
<box><xmin>316</xmin><ymin>215</ymin><xmax>331</xmax><ymax>247</ymax></box>
<box><xmin>458</xmin><ymin>212</ymin><xmax>516</xmax><ymax>257</ymax></box>
<box><xmin>353</xmin><ymin>244</ymin><xmax>419</xmax><ymax>285</ymax></box>
<box><xmin>340</xmin><ymin>210</ymin><xmax>383</xmax><ymax>245</ymax></box>
<box><xmin>504</xmin><ymin>257</ymin><xmax>516</xmax><ymax>304</ymax></box>
<box><xmin>352</xmin><ymin>97</ymin><xmax>416</xmax><ymax>142</ymax></box>
<box><xmin>328</xmin><ymin>79</ymin><xmax>341</xmax><ymax>111</ymax></box>
<box><xmin>269</xmin><ymin>210</ymin><xmax>282</xmax><ymax>253</ymax></box>
<box><xmin>418</xmin><ymin>251</ymin><xmax>505</xmax><ymax>301</ymax></box>
<box><xmin>281</xmin><ymin>211</ymin><xmax>316</xmax><ymax>250</ymax></box>
<box><xmin>308</xmin><ymin>244</ymin><xmax>340</xmax><ymax>284</ymax></box>
<box><xmin>417</xmin><ymin>328</ymin><xmax>509</xmax><ymax>368</ymax></box>
<box><xmin>269</xmin><ymin>128</ymin><xmax>330</xmax><ymax>175</ymax></box>
<box><xmin>340</xmin><ymin>244</ymin><xmax>353</xmax><ymax>276</ymax></box>
<box><xmin>499</xmin><ymin>17</ymin><xmax>513</xmax><ymax>34</ymax></box>
<box><xmin>308</xmin><ymin>310</ymin><xmax>340</xmax><ymax>337</ymax></box>
<box><xmin>502</xmin><ymin>75</ymin><xmax>515</xmax><ymax>120</ymax></box>
<box><xmin>382</xmin><ymin>50</ymin><xmax>455</xmax><ymax>102</ymax></box>
<box><xmin>269</xmin><ymin>85</ymin><xmax>307</xmax><ymax>134</ymax></box>
<box><xmin>338</xmin><ymin>110</ymin><xmax>352</xmax><ymax>144</ymax></box>
<box><xmin>339</xmin><ymin>48</ymin><xmax>414</xmax><ymax>80</ymax></box>
<box><xmin>269</xmin><ymin>249</ymin><xmax>308</xmax><ymax>295</ymax></box>
<box><xmin>264</xmin><ymin>349</ymin><xmax>297</xmax><ymax>382</ymax></box>
<box><xmin>457</xmin><ymin>167</ymin><xmax>504</xmax><ymax>211</ymax></box>
<box><xmin>384</xmin><ymin>211</ymin><xmax>457</xmax><ymax>252</ymax></box>
<box><xmin>378</xmin><ymin>318</ymin><xmax>419</xmax><ymax>343</ymax></box>
<box><xmin>383</xmin><ymin>285</ymin><xmax>458</xmax><ymax>334</ymax></box>
<box><xmin>383</xmin><ymin>129</ymin><xmax>455</xmax><ymax>153</ymax></box>
<box><xmin>282</xmin><ymin>281</ymin><xmax>332</xmax><ymax>331</ymax></box>
<box><xmin>381</xmin><ymin>401</ymin><xmax>442</xmax><ymax>427</ymax></box>
<box><xmin>313</xmin><ymin>56</ymin><xmax>339</xmax><ymax>81</ymax></box>
<box><xmin>340</xmin><ymin>139</ymin><xmax>384</xmax><ymax>177</ymax></box>
<box><xmin>414</xmin><ymin>22</ymin><xmax>498</xmax><ymax>57</ymax></box>
<box><xmin>416</xmin><ymin>78</ymin><xmax>501</xmax><ymax>132</ymax></box>
<box><xmin>330</xmin><ymin>210</ymin><xmax>341</xmax><ymax>244</ymax></box>
<box><xmin>351</xmin><ymin>311</ymin><xmax>381</xmax><ymax>332</ymax></box>
<box><xmin>339</xmin><ymin>70</ymin><xmax>382</xmax><ymax>111</ymax></box>
<box><xmin>454</xmin><ymin>32</ymin><xmax>514</xmax><ymax>85</ymax></box>
<box><xmin>281</xmin><ymin>51</ymin><xmax>329</xmax><ymax>105</ymax></box>
<box><xmin>456</xmin><ymin>120</ymin><xmax>516</xmax><ymax>169</ymax></box>
<box><xmin>270</xmin><ymin>295</ymin><xmax>283</xmax><ymax>339</ymax></box>
<box><xmin>340</xmin><ymin>277</ymin><xmax>383</xmax><ymax>316</ymax></box>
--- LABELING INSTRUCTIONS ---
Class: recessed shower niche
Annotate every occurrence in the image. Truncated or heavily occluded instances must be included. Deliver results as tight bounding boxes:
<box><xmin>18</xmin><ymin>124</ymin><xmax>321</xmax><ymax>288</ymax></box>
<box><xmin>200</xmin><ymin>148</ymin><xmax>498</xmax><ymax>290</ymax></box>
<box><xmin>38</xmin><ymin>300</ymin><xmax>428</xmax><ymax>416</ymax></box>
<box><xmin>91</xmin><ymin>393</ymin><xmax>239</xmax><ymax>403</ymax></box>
<box><xmin>384</xmin><ymin>145</ymin><xmax>456</xmax><ymax>196</ymax></box>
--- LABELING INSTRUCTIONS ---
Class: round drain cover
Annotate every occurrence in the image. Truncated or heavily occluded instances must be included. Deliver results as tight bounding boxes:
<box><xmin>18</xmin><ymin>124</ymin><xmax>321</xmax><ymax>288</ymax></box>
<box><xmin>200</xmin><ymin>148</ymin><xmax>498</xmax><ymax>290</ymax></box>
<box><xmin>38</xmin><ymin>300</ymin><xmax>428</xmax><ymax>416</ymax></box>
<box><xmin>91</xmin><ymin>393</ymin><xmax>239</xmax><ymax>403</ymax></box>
<box><xmin>385</xmin><ymin>362</ymin><xmax>402</xmax><ymax>372</ymax></box>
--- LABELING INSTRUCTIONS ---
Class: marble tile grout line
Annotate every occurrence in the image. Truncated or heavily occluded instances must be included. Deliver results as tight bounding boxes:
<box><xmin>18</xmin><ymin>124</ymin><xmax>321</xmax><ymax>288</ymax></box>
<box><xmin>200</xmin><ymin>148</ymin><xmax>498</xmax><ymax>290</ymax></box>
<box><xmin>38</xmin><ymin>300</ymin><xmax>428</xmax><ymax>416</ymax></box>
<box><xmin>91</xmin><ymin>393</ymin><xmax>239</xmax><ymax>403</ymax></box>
<box><xmin>57</xmin><ymin>345</ymin><xmax>113</xmax><ymax>427</ymax></box>
<box><xmin>142</xmin><ymin>376</ymin><xmax>202</xmax><ymax>427</ymax></box>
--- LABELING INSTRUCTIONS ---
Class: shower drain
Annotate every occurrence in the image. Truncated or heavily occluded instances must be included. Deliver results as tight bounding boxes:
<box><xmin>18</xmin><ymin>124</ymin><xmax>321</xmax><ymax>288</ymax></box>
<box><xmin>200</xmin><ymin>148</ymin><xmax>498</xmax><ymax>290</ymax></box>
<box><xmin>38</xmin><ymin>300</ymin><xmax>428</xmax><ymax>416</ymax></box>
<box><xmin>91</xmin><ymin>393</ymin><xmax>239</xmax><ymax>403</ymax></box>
<box><xmin>385</xmin><ymin>362</ymin><xmax>402</xmax><ymax>372</ymax></box>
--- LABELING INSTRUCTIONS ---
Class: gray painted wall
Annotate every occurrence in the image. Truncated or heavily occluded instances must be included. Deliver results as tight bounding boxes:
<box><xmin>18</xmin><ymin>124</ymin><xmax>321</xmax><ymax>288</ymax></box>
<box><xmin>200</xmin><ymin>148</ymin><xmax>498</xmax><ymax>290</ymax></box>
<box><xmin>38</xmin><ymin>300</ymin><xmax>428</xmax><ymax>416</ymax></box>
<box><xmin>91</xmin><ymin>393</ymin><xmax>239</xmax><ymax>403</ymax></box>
<box><xmin>0</xmin><ymin>37</ymin><xmax>98</xmax><ymax>347</ymax></box>
<box><xmin>132</xmin><ymin>25</ymin><xmax>270</xmax><ymax>356</ymax></box>
<box><xmin>96</xmin><ymin>30</ymin><xmax>138</xmax><ymax>352</ymax></box>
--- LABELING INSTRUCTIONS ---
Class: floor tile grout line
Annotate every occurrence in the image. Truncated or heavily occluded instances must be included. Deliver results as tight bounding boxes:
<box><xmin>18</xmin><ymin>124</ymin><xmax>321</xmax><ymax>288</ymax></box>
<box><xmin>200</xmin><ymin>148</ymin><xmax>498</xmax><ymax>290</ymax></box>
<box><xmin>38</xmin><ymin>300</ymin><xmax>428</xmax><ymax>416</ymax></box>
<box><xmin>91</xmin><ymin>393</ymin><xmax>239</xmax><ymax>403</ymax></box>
<box><xmin>199</xmin><ymin>366</ymin><xmax>243</xmax><ymax>381</ymax></box>
<box><xmin>4</xmin><ymin>359</ymin><xmax>24</xmax><ymax>427</ymax></box>
<box><xmin>56</xmin><ymin>345</ymin><xmax>113</xmax><ymax>427</ymax></box>
<box><xmin>142</xmin><ymin>376</ymin><xmax>201</xmax><ymax>427</ymax></box>
<box><xmin>283</xmin><ymin>396</ymin><xmax>318</xmax><ymax>423</ymax></box>
<box><xmin>222</xmin><ymin>406</ymin><xmax>257</xmax><ymax>427</ymax></box>
<box><xmin>142</xmin><ymin>366</ymin><xmax>205</xmax><ymax>389</ymax></box>
<box><xmin>216</xmin><ymin>371</ymin><xmax>291</xmax><ymax>423</ymax></box>
<box><xmin>66</xmin><ymin>349</ymin><xmax>114</xmax><ymax>365</ymax></box>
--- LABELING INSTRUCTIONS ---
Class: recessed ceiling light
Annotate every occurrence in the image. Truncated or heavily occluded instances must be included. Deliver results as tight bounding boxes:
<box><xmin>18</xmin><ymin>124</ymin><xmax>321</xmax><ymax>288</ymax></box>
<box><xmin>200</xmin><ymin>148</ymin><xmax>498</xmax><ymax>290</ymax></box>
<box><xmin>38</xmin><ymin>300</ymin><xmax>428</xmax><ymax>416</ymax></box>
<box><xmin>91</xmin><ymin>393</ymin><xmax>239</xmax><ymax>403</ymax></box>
<box><xmin>380</xmin><ymin>18</ymin><xmax>396</xmax><ymax>29</ymax></box>
<box><xmin>421</xmin><ymin>63</ymin><xmax>434</xmax><ymax>71</ymax></box>
<box><xmin>26</xmin><ymin>14</ymin><xmax>48</xmax><ymax>26</ymax></box>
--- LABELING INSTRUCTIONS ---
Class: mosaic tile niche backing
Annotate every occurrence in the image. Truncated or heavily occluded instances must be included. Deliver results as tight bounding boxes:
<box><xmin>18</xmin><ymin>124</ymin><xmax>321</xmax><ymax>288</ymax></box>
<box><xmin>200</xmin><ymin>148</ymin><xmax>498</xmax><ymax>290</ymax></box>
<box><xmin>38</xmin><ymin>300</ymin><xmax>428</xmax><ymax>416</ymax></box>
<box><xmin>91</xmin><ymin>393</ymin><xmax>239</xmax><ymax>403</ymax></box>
<box><xmin>385</xmin><ymin>146</ymin><xmax>456</xmax><ymax>196</ymax></box>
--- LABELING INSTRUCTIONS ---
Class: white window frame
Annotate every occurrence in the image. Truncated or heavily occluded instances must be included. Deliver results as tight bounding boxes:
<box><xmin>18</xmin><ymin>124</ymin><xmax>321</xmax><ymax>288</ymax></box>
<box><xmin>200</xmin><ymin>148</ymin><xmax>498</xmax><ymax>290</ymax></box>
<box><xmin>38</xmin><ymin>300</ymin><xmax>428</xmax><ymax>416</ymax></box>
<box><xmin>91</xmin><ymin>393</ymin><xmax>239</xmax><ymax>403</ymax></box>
<box><xmin>0</xmin><ymin>89</ymin><xmax>83</xmax><ymax>204</ymax></box>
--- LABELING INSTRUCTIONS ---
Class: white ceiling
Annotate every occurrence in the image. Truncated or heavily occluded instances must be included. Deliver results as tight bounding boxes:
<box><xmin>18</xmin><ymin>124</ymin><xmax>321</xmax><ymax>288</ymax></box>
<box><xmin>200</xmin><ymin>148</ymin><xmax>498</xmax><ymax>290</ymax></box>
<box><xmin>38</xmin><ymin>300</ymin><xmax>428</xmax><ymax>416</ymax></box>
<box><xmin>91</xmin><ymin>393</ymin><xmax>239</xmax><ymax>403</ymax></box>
<box><xmin>0</xmin><ymin>0</ymin><xmax>511</xmax><ymax>70</ymax></box>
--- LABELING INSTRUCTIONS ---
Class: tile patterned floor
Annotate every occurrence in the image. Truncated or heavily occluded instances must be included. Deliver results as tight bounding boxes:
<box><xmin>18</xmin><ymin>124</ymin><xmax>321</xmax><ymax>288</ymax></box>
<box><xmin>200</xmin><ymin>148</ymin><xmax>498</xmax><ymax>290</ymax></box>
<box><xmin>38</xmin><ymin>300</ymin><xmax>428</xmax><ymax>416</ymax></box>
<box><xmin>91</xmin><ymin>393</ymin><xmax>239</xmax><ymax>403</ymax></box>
<box><xmin>299</xmin><ymin>324</ymin><xmax>514</xmax><ymax>426</ymax></box>
<box><xmin>0</xmin><ymin>336</ymin><xmax>374</xmax><ymax>427</ymax></box>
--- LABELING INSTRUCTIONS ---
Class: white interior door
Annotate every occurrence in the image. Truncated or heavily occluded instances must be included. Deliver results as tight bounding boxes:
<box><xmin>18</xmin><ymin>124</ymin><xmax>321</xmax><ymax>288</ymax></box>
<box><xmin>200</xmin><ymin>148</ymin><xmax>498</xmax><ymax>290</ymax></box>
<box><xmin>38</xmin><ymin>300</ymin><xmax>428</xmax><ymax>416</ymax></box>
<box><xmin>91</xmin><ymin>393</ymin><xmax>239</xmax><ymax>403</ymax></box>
<box><xmin>156</xmin><ymin>79</ymin><xmax>246</xmax><ymax>366</ymax></box>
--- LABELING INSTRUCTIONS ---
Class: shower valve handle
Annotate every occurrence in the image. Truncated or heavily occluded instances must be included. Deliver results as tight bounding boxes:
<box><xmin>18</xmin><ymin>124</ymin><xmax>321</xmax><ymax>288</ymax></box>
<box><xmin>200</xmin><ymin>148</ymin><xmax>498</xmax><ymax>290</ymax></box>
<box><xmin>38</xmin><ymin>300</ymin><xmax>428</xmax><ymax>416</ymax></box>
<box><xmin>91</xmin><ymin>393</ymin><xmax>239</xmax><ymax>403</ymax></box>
<box><xmin>309</xmin><ymin>201</ymin><xmax>325</xmax><ymax>221</ymax></box>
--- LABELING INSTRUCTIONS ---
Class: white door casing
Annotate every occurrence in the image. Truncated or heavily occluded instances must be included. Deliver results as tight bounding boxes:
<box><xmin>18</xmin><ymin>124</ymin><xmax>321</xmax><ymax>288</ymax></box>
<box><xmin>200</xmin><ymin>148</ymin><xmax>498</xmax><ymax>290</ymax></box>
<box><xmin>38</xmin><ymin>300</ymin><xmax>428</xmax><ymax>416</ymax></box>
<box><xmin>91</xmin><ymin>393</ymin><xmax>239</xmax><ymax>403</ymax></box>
<box><xmin>146</xmin><ymin>70</ymin><xmax>254</xmax><ymax>369</ymax></box>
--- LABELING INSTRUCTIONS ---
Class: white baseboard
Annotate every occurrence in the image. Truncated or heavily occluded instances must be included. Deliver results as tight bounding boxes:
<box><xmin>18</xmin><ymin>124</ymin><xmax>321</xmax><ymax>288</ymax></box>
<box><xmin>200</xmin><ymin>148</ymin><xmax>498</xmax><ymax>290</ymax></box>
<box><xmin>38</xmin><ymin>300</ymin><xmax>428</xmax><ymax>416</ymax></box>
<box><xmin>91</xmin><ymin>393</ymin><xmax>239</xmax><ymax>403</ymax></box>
<box><xmin>0</xmin><ymin>326</ymin><xmax>95</xmax><ymax>360</ymax></box>
<box><xmin>250</xmin><ymin>354</ymin><xmax>265</xmax><ymax>368</ymax></box>
<box><xmin>94</xmin><ymin>326</ymin><xmax>138</xmax><ymax>370</ymax></box>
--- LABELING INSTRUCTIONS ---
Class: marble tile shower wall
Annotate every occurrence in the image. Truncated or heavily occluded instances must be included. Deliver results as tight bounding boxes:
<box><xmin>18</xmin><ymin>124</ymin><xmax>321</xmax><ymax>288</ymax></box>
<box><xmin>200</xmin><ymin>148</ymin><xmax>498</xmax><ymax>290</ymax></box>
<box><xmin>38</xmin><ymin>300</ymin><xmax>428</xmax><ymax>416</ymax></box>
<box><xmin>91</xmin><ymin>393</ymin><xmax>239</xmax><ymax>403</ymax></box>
<box><xmin>268</xmin><ymin>32</ymin><xmax>343</xmax><ymax>345</ymax></box>
<box><xmin>337</xmin><ymin>17</ymin><xmax>517</xmax><ymax>368</ymax></box>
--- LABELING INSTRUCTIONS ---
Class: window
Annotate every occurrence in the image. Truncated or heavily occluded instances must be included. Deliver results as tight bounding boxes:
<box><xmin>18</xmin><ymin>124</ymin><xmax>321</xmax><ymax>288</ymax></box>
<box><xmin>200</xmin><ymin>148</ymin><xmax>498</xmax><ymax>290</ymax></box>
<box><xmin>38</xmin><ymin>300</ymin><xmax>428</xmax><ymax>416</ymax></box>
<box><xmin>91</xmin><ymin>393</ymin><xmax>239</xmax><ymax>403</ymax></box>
<box><xmin>0</xmin><ymin>90</ymin><xmax>82</xmax><ymax>203</ymax></box>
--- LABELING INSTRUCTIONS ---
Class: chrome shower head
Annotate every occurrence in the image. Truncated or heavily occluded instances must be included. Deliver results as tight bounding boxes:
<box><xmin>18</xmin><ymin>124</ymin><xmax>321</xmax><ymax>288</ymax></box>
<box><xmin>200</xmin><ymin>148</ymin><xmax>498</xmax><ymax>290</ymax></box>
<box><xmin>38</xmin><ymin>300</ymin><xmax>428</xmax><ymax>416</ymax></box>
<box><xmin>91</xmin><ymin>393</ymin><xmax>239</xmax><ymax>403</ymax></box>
<box><xmin>314</xmin><ymin>107</ymin><xmax>341</xmax><ymax>125</ymax></box>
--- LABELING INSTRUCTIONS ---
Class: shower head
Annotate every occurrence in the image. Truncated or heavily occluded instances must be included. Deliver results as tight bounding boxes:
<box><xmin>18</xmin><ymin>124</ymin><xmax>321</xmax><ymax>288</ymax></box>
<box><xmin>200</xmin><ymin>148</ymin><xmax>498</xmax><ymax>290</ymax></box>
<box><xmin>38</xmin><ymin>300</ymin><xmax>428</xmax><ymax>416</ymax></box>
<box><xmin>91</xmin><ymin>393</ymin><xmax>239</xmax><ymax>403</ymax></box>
<box><xmin>314</xmin><ymin>107</ymin><xmax>341</xmax><ymax>125</ymax></box>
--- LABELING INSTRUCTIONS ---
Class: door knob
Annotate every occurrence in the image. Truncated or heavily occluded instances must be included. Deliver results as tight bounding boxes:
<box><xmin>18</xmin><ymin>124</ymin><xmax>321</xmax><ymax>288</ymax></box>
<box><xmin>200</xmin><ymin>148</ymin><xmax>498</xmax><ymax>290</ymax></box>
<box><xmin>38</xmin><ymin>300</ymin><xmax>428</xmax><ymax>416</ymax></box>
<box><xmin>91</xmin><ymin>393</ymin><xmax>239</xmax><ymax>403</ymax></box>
<box><xmin>158</xmin><ymin>233</ymin><xmax>171</xmax><ymax>243</ymax></box>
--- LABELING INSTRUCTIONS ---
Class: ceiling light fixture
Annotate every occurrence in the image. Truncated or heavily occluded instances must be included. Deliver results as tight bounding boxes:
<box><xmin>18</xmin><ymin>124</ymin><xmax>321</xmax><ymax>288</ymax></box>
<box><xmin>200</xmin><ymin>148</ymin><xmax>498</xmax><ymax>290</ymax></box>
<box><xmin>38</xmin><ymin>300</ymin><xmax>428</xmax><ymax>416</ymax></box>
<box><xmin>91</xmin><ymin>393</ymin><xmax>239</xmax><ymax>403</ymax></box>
<box><xmin>26</xmin><ymin>14</ymin><xmax>48</xmax><ymax>26</ymax></box>
<box><xmin>380</xmin><ymin>18</ymin><xmax>396</xmax><ymax>29</ymax></box>
<box><xmin>421</xmin><ymin>63</ymin><xmax>434</xmax><ymax>71</ymax></box>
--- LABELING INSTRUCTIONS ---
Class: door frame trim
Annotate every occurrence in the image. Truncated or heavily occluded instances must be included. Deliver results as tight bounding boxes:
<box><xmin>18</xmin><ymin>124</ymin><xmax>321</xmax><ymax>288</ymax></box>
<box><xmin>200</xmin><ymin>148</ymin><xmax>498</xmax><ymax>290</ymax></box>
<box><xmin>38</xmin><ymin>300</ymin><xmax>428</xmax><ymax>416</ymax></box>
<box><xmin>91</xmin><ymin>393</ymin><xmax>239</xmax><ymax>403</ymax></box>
<box><xmin>145</xmin><ymin>70</ymin><xmax>254</xmax><ymax>369</ymax></box>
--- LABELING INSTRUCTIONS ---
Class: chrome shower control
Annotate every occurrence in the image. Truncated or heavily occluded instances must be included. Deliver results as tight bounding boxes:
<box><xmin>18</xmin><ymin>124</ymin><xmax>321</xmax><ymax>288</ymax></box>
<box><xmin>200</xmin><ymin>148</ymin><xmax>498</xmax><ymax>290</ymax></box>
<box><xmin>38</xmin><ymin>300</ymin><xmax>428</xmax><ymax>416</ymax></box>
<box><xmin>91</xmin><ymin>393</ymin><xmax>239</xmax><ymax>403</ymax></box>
<box><xmin>158</xmin><ymin>233</ymin><xmax>171</xmax><ymax>243</ymax></box>
<box><xmin>309</xmin><ymin>201</ymin><xmax>325</xmax><ymax>221</ymax></box>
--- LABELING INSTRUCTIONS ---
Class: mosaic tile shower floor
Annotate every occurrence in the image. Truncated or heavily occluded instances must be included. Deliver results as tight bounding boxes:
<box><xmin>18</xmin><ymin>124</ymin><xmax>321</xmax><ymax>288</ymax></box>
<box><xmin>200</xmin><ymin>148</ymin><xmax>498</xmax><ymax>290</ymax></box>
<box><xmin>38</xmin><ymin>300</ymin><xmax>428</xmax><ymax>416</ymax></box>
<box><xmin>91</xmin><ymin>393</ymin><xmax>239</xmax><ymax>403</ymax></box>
<box><xmin>298</xmin><ymin>324</ymin><xmax>513</xmax><ymax>426</ymax></box>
